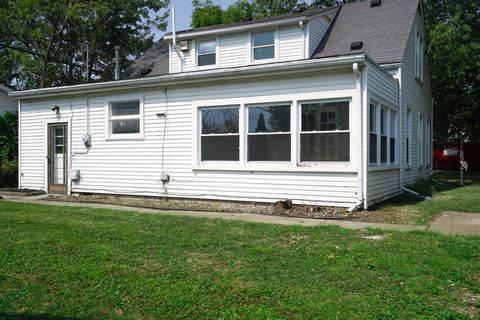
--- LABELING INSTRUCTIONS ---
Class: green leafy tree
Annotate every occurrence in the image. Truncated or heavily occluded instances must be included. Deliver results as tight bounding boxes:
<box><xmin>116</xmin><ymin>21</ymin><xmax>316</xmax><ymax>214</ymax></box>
<box><xmin>424</xmin><ymin>0</ymin><xmax>480</xmax><ymax>142</ymax></box>
<box><xmin>192</xmin><ymin>0</ymin><xmax>224</xmax><ymax>28</ymax></box>
<box><xmin>0</xmin><ymin>0</ymin><xmax>169</xmax><ymax>89</ymax></box>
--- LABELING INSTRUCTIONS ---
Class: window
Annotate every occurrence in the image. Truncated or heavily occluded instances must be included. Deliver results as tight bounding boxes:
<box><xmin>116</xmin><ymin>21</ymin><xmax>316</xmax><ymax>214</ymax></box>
<box><xmin>406</xmin><ymin>109</ymin><xmax>413</xmax><ymax>165</ymax></box>
<box><xmin>390</xmin><ymin>110</ymin><xmax>397</xmax><ymax>163</ymax></box>
<box><xmin>197</xmin><ymin>39</ymin><xmax>216</xmax><ymax>67</ymax></box>
<box><xmin>415</xmin><ymin>31</ymin><xmax>424</xmax><ymax>81</ymax></box>
<box><xmin>380</xmin><ymin>108</ymin><xmax>387</xmax><ymax>163</ymax></box>
<box><xmin>419</xmin><ymin>115</ymin><xmax>424</xmax><ymax>165</ymax></box>
<box><xmin>426</xmin><ymin>119</ymin><xmax>431</xmax><ymax>165</ymax></box>
<box><xmin>300</xmin><ymin>101</ymin><xmax>349</xmax><ymax>162</ymax></box>
<box><xmin>200</xmin><ymin>106</ymin><xmax>239</xmax><ymax>161</ymax></box>
<box><xmin>252</xmin><ymin>31</ymin><xmax>275</xmax><ymax>61</ymax></box>
<box><xmin>109</xmin><ymin>100</ymin><xmax>142</xmax><ymax>137</ymax></box>
<box><xmin>369</xmin><ymin>103</ymin><xmax>378</xmax><ymax>164</ymax></box>
<box><xmin>247</xmin><ymin>104</ymin><xmax>290</xmax><ymax>161</ymax></box>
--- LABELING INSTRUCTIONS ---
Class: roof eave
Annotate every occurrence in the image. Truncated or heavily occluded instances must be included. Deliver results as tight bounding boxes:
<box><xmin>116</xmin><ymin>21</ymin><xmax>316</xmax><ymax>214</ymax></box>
<box><xmin>10</xmin><ymin>54</ymin><xmax>366</xmax><ymax>100</ymax></box>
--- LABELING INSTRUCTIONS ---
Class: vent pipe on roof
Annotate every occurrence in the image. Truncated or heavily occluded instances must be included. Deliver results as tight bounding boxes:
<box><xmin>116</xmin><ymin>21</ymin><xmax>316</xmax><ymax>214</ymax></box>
<box><xmin>371</xmin><ymin>0</ymin><xmax>381</xmax><ymax>7</ymax></box>
<box><xmin>114</xmin><ymin>45</ymin><xmax>120</xmax><ymax>80</ymax></box>
<box><xmin>172</xmin><ymin>6</ymin><xmax>177</xmax><ymax>46</ymax></box>
<box><xmin>351</xmin><ymin>41</ymin><xmax>363</xmax><ymax>50</ymax></box>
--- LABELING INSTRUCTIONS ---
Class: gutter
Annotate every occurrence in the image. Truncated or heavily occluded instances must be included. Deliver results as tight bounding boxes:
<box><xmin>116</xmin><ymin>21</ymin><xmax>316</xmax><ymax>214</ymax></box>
<box><xmin>9</xmin><ymin>54</ymin><xmax>366</xmax><ymax>100</ymax></box>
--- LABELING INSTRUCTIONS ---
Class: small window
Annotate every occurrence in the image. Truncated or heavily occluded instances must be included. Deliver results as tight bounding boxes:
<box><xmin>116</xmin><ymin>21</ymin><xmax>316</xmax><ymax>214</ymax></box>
<box><xmin>200</xmin><ymin>107</ymin><xmax>239</xmax><ymax>161</ymax></box>
<box><xmin>252</xmin><ymin>31</ymin><xmax>275</xmax><ymax>61</ymax></box>
<box><xmin>419</xmin><ymin>115</ymin><xmax>424</xmax><ymax>165</ymax></box>
<box><xmin>247</xmin><ymin>104</ymin><xmax>290</xmax><ymax>161</ymax></box>
<box><xmin>197</xmin><ymin>39</ymin><xmax>216</xmax><ymax>67</ymax></box>
<box><xmin>300</xmin><ymin>101</ymin><xmax>350</xmax><ymax>162</ymax></box>
<box><xmin>415</xmin><ymin>31</ymin><xmax>424</xmax><ymax>81</ymax></box>
<box><xmin>109</xmin><ymin>101</ymin><xmax>141</xmax><ymax>137</ymax></box>
<box><xmin>369</xmin><ymin>103</ymin><xmax>378</xmax><ymax>164</ymax></box>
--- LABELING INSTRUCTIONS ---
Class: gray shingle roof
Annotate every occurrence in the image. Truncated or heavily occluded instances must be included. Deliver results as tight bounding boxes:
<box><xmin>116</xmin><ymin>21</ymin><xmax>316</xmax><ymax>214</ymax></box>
<box><xmin>122</xmin><ymin>0</ymin><xmax>419</xmax><ymax>79</ymax></box>
<box><xmin>313</xmin><ymin>0</ymin><xmax>420</xmax><ymax>64</ymax></box>
<box><xmin>121</xmin><ymin>38</ymin><xmax>169</xmax><ymax>79</ymax></box>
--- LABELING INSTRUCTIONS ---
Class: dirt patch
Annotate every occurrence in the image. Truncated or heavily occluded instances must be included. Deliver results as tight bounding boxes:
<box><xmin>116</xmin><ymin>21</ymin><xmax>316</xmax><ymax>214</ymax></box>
<box><xmin>44</xmin><ymin>193</ymin><xmax>423</xmax><ymax>224</ymax></box>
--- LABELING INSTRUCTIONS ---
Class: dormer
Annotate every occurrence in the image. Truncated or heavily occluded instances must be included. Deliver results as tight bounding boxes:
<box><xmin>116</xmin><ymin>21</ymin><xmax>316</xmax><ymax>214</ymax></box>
<box><xmin>164</xmin><ymin>7</ymin><xmax>339</xmax><ymax>74</ymax></box>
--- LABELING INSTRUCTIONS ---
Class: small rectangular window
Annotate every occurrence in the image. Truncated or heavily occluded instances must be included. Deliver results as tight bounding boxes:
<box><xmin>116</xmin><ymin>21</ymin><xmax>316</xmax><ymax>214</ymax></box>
<box><xmin>369</xmin><ymin>103</ymin><xmax>377</xmax><ymax>164</ymax></box>
<box><xmin>197</xmin><ymin>39</ymin><xmax>216</xmax><ymax>67</ymax></box>
<box><xmin>406</xmin><ymin>109</ymin><xmax>412</xmax><ymax>164</ymax></box>
<box><xmin>247</xmin><ymin>104</ymin><xmax>290</xmax><ymax>161</ymax></box>
<box><xmin>380</xmin><ymin>108</ymin><xmax>387</xmax><ymax>163</ymax></box>
<box><xmin>201</xmin><ymin>107</ymin><xmax>239</xmax><ymax>161</ymax></box>
<box><xmin>109</xmin><ymin>100</ymin><xmax>141</xmax><ymax>137</ymax></box>
<box><xmin>252</xmin><ymin>31</ymin><xmax>275</xmax><ymax>61</ymax></box>
<box><xmin>419</xmin><ymin>115</ymin><xmax>424</xmax><ymax>165</ymax></box>
<box><xmin>300</xmin><ymin>101</ymin><xmax>350</xmax><ymax>162</ymax></box>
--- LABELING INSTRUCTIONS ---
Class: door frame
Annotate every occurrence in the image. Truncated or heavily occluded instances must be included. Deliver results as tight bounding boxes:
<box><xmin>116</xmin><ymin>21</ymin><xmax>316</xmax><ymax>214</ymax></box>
<box><xmin>44</xmin><ymin>119</ymin><xmax>71</xmax><ymax>194</ymax></box>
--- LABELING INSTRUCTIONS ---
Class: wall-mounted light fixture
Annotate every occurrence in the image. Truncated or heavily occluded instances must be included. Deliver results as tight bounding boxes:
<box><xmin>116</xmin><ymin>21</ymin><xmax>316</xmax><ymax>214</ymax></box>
<box><xmin>51</xmin><ymin>105</ymin><xmax>60</xmax><ymax>113</ymax></box>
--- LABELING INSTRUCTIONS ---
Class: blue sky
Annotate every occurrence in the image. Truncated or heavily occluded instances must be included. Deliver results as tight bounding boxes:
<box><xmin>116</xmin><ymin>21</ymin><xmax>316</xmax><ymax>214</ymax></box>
<box><xmin>153</xmin><ymin>0</ymin><xmax>237</xmax><ymax>40</ymax></box>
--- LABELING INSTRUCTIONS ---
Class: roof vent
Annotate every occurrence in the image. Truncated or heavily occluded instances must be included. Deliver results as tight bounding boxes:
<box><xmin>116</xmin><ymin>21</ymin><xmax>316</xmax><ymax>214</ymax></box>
<box><xmin>371</xmin><ymin>0</ymin><xmax>381</xmax><ymax>7</ymax></box>
<box><xmin>351</xmin><ymin>41</ymin><xmax>363</xmax><ymax>50</ymax></box>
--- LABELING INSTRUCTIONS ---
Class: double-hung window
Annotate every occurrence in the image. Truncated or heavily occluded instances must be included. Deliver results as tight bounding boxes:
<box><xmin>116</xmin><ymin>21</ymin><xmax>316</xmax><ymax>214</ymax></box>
<box><xmin>108</xmin><ymin>100</ymin><xmax>142</xmax><ymax>138</ymax></box>
<box><xmin>252</xmin><ymin>31</ymin><xmax>275</xmax><ymax>61</ymax></box>
<box><xmin>197</xmin><ymin>39</ymin><xmax>216</xmax><ymax>67</ymax></box>
<box><xmin>419</xmin><ymin>115</ymin><xmax>424</xmax><ymax>165</ymax></box>
<box><xmin>390</xmin><ymin>110</ymin><xmax>397</xmax><ymax>163</ymax></box>
<box><xmin>380</xmin><ymin>108</ymin><xmax>388</xmax><ymax>163</ymax></box>
<box><xmin>300</xmin><ymin>101</ymin><xmax>350</xmax><ymax>162</ymax></box>
<box><xmin>200</xmin><ymin>106</ymin><xmax>239</xmax><ymax>161</ymax></box>
<box><xmin>369</xmin><ymin>103</ymin><xmax>378</xmax><ymax>164</ymax></box>
<box><xmin>247</xmin><ymin>104</ymin><xmax>291</xmax><ymax>161</ymax></box>
<box><xmin>406</xmin><ymin>109</ymin><xmax>413</xmax><ymax>165</ymax></box>
<box><xmin>415</xmin><ymin>31</ymin><xmax>424</xmax><ymax>81</ymax></box>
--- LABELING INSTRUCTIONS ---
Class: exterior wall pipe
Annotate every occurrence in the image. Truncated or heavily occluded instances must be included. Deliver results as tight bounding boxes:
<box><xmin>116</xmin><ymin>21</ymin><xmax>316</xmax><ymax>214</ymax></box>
<box><xmin>114</xmin><ymin>46</ymin><xmax>120</xmax><ymax>80</ymax></box>
<box><xmin>352</xmin><ymin>62</ymin><xmax>365</xmax><ymax>210</ymax></box>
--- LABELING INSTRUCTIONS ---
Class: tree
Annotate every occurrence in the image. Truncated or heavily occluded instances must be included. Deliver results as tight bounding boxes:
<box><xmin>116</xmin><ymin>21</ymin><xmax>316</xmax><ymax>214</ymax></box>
<box><xmin>192</xmin><ymin>0</ymin><xmax>224</xmax><ymax>28</ymax></box>
<box><xmin>424</xmin><ymin>0</ymin><xmax>480</xmax><ymax>142</ymax></box>
<box><xmin>0</xmin><ymin>0</ymin><xmax>169</xmax><ymax>89</ymax></box>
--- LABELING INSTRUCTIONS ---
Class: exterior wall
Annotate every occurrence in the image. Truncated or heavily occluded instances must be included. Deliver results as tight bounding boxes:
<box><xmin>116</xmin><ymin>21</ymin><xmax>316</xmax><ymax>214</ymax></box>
<box><xmin>366</xmin><ymin>62</ymin><xmax>401</xmax><ymax>206</ymax></box>
<box><xmin>170</xmin><ymin>25</ymin><xmax>307</xmax><ymax>73</ymax></box>
<box><xmin>19</xmin><ymin>70</ymin><xmax>362</xmax><ymax>207</ymax></box>
<box><xmin>399</xmin><ymin>9</ymin><xmax>432</xmax><ymax>186</ymax></box>
<box><xmin>308</xmin><ymin>15</ymin><xmax>331</xmax><ymax>57</ymax></box>
<box><xmin>0</xmin><ymin>91</ymin><xmax>16</xmax><ymax>114</ymax></box>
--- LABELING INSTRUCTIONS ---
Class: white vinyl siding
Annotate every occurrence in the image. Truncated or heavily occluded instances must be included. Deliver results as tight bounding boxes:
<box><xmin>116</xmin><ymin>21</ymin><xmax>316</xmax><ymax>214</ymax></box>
<box><xmin>19</xmin><ymin>70</ymin><xmax>360</xmax><ymax>207</ymax></box>
<box><xmin>0</xmin><ymin>91</ymin><xmax>16</xmax><ymax>114</ymax></box>
<box><xmin>278</xmin><ymin>26</ymin><xmax>304</xmax><ymax>61</ymax></box>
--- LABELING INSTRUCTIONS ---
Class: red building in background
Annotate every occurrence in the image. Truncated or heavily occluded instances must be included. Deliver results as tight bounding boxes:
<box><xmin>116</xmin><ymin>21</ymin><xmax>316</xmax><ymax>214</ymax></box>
<box><xmin>433</xmin><ymin>143</ymin><xmax>480</xmax><ymax>171</ymax></box>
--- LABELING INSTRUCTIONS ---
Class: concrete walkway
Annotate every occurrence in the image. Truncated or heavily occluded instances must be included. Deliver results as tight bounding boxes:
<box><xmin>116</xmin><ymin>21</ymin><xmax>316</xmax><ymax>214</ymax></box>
<box><xmin>2</xmin><ymin>194</ymin><xmax>479</xmax><ymax>236</ymax></box>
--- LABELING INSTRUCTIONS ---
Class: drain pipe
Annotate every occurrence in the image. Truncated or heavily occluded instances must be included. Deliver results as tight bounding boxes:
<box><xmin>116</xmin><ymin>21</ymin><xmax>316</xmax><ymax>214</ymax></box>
<box><xmin>349</xmin><ymin>62</ymin><xmax>364</xmax><ymax>212</ymax></box>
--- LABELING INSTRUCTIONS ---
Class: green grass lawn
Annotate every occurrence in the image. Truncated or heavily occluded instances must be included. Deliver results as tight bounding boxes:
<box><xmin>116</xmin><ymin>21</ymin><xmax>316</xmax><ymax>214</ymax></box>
<box><xmin>0</xmin><ymin>201</ymin><xmax>479</xmax><ymax>319</ymax></box>
<box><xmin>373</xmin><ymin>171</ymin><xmax>480</xmax><ymax>225</ymax></box>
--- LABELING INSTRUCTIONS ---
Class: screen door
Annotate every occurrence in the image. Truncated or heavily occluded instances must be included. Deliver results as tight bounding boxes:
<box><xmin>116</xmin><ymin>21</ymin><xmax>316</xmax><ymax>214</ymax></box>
<box><xmin>48</xmin><ymin>123</ymin><xmax>68</xmax><ymax>193</ymax></box>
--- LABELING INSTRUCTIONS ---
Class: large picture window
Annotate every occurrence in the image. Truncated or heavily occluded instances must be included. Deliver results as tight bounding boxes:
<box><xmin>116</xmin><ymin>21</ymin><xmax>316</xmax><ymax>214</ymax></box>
<box><xmin>197</xmin><ymin>39</ymin><xmax>216</xmax><ymax>67</ymax></box>
<box><xmin>109</xmin><ymin>100</ymin><xmax>142</xmax><ymax>138</ymax></box>
<box><xmin>247</xmin><ymin>104</ymin><xmax>291</xmax><ymax>161</ymax></box>
<box><xmin>252</xmin><ymin>31</ymin><xmax>275</xmax><ymax>61</ymax></box>
<box><xmin>201</xmin><ymin>107</ymin><xmax>239</xmax><ymax>161</ymax></box>
<box><xmin>300</xmin><ymin>101</ymin><xmax>350</xmax><ymax>162</ymax></box>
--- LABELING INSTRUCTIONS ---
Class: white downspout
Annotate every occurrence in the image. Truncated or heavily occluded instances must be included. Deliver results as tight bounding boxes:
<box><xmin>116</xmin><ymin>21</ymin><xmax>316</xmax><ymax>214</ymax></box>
<box><xmin>349</xmin><ymin>62</ymin><xmax>365</xmax><ymax>212</ymax></box>
<box><xmin>361</xmin><ymin>64</ymin><xmax>369</xmax><ymax>210</ymax></box>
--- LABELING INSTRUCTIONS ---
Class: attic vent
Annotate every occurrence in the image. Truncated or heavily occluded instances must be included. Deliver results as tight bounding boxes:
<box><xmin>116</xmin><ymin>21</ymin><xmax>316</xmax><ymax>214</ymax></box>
<box><xmin>140</xmin><ymin>68</ymin><xmax>152</xmax><ymax>76</ymax></box>
<box><xmin>371</xmin><ymin>0</ymin><xmax>381</xmax><ymax>7</ymax></box>
<box><xmin>351</xmin><ymin>41</ymin><xmax>363</xmax><ymax>50</ymax></box>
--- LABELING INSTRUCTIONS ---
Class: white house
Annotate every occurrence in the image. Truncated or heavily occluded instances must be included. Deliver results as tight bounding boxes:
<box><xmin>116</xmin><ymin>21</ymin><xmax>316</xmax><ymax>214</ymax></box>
<box><xmin>0</xmin><ymin>85</ymin><xmax>16</xmax><ymax>115</ymax></box>
<box><xmin>9</xmin><ymin>0</ymin><xmax>432</xmax><ymax>209</ymax></box>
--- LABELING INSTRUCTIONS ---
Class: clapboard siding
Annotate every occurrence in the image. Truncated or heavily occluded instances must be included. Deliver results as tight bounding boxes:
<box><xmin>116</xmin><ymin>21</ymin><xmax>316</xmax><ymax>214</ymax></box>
<box><xmin>366</xmin><ymin>62</ymin><xmax>400</xmax><ymax>204</ymax></box>
<box><xmin>171</xmin><ymin>25</ymin><xmax>306</xmax><ymax>73</ymax></box>
<box><xmin>19</xmin><ymin>70</ymin><xmax>360</xmax><ymax>207</ymax></box>
<box><xmin>367</xmin><ymin>169</ymin><xmax>401</xmax><ymax>207</ymax></box>
<box><xmin>308</xmin><ymin>16</ymin><xmax>331</xmax><ymax>57</ymax></box>
<box><xmin>0</xmin><ymin>91</ymin><xmax>16</xmax><ymax>114</ymax></box>
<box><xmin>400</xmin><ymin>9</ymin><xmax>432</xmax><ymax>185</ymax></box>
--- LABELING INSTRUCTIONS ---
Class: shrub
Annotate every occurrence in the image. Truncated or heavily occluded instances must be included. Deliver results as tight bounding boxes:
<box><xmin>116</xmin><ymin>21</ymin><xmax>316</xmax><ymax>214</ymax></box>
<box><xmin>0</xmin><ymin>111</ymin><xmax>18</xmax><ymax>188</ymax></box>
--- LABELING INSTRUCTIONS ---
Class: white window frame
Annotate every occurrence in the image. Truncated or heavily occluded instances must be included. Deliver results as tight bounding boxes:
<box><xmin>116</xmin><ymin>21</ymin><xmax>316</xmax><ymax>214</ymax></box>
<box><xmin>250</xmin><ymin>29</ymin><xmax>278</xmax><ymax>64</ymax></box>
<box><xmin>105</xmin><ymin>95</ymin><xmax>144</xmax><ymax>141</ymax></box>
<box><xmin>299</xmin><ymin>99</ymin><xmax>351</xmax><ymax>165</ymax></box>
<box><xmin>195</xmin><ymin>38</ymin><xmax>219</xmax><ymax>69</ymax></box>
<box><xmin>406</xmin><ymin>109</ymin><xmax>413</xmax><ymax>166</ymax></box>
<box><xmin>246</xmin><ymin>102</ymin><xmax>292</xmax><ymax>164</ymax></box>
<box><xmin>415</xmin><ymin>30</ymin><xmax>424</xmax><ymax>82</ymax></box>
<box><xmin>369</xmin><ymin>99</ymin><xmax>399</xmax><ymax>167</ymax></box>
<box><xmin>198</xmin><ymin>105</ymin><xmax>240</xmax><ymax>164</ymax></box>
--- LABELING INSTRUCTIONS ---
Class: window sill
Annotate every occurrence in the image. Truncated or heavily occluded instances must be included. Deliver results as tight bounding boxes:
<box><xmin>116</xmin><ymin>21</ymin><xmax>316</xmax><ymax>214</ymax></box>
<box><xmin>106</xmin><ymin>135</ymin><xmax>144</xmax><ymax>141</ymax></box>
<box><xmin>368</xmin><ymin>165</ymin><xmax>400</xmax><ymax>172</ymax></box>
<box><xmin>192</xmin><ymin>164</ymin><xmax>357</xmax><ymax>173</ymax></box>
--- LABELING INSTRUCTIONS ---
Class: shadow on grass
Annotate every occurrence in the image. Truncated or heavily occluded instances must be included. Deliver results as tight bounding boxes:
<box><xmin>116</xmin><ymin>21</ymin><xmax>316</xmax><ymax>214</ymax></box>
<box><xmin>0</xmin><ymin>312</ymin><xmax>91</xmax><ymax>320</ymax></box>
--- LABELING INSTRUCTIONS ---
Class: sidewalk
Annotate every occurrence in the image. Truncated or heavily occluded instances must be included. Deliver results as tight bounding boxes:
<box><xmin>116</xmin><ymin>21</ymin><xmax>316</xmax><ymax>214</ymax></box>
<box><xmin>2</xmin><ymin>194</ymin><xmax>479</xmax><ymax>236</ymax></box>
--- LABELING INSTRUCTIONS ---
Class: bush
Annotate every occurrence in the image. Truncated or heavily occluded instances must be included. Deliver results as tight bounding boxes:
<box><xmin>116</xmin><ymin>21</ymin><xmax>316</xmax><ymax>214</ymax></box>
<box><xmin>0</xmin><ymin>154</ymin><xmax>17</xmax><ymax>188</ymax></box>
<box><xmin>0</xmin><ymin>111</ymin><xmax>18</xmax><ymax>188</ymax></box>
<box><xmin>406</xmin><ymin>177</ymin><xmax>442</xmax><ymax>197</ymax></box>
